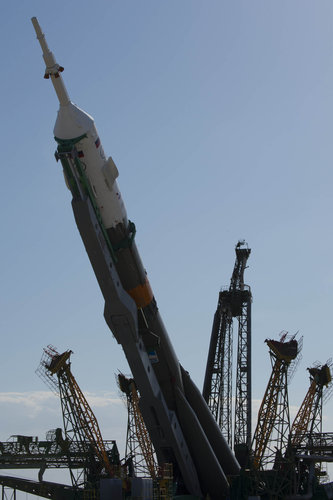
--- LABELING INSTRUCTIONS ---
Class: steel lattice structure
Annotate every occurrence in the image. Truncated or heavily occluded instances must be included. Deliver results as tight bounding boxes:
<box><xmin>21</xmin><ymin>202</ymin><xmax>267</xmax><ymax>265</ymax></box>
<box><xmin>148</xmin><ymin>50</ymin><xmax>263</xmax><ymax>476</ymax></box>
<box><xmin>234</xmin><ymin>294</ymin><xmax>252</xmax><ymax>462</ymax></box>
<box><xmin>0</xmin><ymin>430</ymin><xmax>118</xmax><ymax>475</ymax></box>
<box><xmin>37</xmin><ymin>346</ymin><xmax>118</xmax><ymax>488</ymax></box>
<box><xmin>118</xmin><ymin>373</ymin><xmax>158</xmax><ymax>479</ymax></box>
<box><xmin>203</xmin><ymin>241</ymin><xmax>252</xmax><ymax>464</ymax></box>
<box><xmin>290</xmin><ymin>361</ymin><xmax>333</xmax><ymax>450</ymax></box>
<box><xmin>203</xmin><ymin>292</ymin><xmax>233</xmax><ymax>445</ymax></box>
<box><xmin>252</xmin><ymin>334</ymin><xmax>301</xmax><ymax>470</ymax></box>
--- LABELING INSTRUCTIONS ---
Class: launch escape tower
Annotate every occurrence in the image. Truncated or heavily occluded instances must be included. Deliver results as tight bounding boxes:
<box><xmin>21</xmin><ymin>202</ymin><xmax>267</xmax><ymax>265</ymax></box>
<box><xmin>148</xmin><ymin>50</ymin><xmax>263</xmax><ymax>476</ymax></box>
<box><xmin>202</xmin><ymin>240</ymin><xmax>252</xmax><ymax>465</ymax></box>
<box><xmin>37</xmin><ymin>345</ymin><xmax>118</xmax><ymax>489</ymax></box>
<box><xmin>251</xmin><ymin>333</ymin><xmax>302</xmax><ymax>471</ymax></box>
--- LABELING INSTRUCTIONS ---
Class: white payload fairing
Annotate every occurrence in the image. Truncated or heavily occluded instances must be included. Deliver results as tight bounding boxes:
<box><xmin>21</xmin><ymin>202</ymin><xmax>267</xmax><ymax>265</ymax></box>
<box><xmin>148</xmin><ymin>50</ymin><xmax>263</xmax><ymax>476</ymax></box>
<box><xmin>32</xmin><ymin>17</ymin><xmax>240</xmax><ymax>498</ymax></box>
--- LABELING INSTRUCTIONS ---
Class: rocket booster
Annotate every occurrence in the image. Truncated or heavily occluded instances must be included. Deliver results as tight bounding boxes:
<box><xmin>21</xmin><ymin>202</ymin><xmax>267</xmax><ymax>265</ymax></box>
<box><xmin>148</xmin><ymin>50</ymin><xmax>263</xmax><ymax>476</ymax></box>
<box><xmin>32</xmin><ymin>18</ymin><xmax>240</xmax><ymax>498</ymax></box>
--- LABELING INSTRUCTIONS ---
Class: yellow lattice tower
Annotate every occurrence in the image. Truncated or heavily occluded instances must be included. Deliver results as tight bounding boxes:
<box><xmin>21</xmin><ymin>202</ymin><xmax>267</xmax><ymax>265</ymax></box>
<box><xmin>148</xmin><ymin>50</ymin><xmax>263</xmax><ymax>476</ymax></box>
<box><xmin>40</xmin><ymin>346</ymin><xmax>115</xmax><ymax>479</ymax></box>
<box><xmin>252</xmin><ymin>335</ymin><xmax>300</xmax><ymax>470</ymax></box>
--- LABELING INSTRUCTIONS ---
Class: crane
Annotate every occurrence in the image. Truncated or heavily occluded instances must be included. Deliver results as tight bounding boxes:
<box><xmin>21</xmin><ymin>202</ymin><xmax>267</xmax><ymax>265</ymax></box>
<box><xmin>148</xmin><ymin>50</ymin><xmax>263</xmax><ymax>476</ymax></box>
<box><xmin>203</xmin><ymin>240</ymin><xmax>252</xmax><ymax>465</ymax></box>
<box><xmin>118</xmin><ymin>373</ymin><xmax>158</xmax><ymax>479</ymax></box>
<box><xmin>37</xmin><ymin>345</ymin><xmax>116</xmax><ymax>488</ymax></box>
<box><xmin>251</xmin><ymin>333</ymin><xmax>302</xmax><ymax>471</ymax></box>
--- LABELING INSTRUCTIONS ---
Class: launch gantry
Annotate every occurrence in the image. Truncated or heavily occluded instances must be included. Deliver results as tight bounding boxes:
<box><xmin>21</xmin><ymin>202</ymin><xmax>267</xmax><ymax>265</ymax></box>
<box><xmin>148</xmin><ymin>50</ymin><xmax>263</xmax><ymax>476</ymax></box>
<box><xmin>289</xmin><ymin>360</ymin><xmax>333</xmax><ymax>450</ymax></box>
<box><xmin>118</xmin><ymin>373</ymin><xmax>158</xmax><ymax>479</ymax></box>
<box><xmin>203</xmin><ymin>240</ymin><xmax>252</xmax><ymax>464</ymax></box>
<box><xmin>37</xmin><ymin>345</ymin><xmax>117</xmax><ymax>488</ymax></box>
<box><xmin>285</xmin><ymin>360</ymin><xmax>333</xmax><ymax>493</ymax></box>
<box><xmin>251</xmin><ymin>333</ymin><xmax>302</xmax><ymax>471</ymax></box>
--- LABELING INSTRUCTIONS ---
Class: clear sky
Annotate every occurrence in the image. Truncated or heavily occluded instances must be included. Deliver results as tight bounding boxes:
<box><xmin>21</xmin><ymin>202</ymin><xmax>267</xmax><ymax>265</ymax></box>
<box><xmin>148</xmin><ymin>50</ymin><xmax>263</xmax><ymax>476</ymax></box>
<box><xmin>1</xmin><ymin>1</ymin><xmax>333</xmax><ymax>497</ymax></box>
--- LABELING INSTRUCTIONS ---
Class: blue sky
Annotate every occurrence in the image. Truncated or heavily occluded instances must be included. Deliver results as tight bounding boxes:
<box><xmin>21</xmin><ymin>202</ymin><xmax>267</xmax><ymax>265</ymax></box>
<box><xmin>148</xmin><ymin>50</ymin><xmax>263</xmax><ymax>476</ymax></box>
<box><xmin>1</xmin><ymin>1</ymin><xmax>333</xmax><ymax>495</ymax></box>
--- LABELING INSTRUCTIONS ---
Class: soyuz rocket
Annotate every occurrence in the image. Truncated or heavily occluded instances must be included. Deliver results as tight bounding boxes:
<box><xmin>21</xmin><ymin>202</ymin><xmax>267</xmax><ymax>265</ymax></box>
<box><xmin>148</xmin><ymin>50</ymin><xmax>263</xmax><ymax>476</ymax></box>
<box><xmin>32</xmin><ymin>18</ymin><xmax>240</xmax><ymax>498</ymax></box>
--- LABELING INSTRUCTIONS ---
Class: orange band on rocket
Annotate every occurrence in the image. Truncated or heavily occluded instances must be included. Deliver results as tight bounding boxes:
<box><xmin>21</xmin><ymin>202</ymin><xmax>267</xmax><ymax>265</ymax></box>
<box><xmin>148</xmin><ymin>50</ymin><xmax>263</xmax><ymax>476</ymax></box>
<box><xmin>127</xmin><ymin>279</ymin><xmax>154</xmax><ymax>309</ymax></box>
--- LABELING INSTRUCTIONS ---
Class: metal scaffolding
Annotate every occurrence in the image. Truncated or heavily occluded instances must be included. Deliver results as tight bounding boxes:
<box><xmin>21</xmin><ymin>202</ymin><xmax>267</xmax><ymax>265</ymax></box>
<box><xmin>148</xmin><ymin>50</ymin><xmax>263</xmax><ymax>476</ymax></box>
<box><xmin>203</xmin><ymin>241</ymin><xmax>252</xmax><ymax>464</ymax></box>
<box><xmin>36</xmin><ymin>346</ymin><xmax>119</xmax><ymax>488</ymax></box>
<box><xmin>290</xmin><ymin>360</ymin><xmax>333</xmax><ymax>449</ymax></box>
<box><xmin>252</xmin><ymin>333</ymin><xmax>302</xmax><ymax>470</ymax></box>
<box><xmin>118</xmin><ymin>373</ymin><xmax>158</xmax><ymax>479</ymax></box>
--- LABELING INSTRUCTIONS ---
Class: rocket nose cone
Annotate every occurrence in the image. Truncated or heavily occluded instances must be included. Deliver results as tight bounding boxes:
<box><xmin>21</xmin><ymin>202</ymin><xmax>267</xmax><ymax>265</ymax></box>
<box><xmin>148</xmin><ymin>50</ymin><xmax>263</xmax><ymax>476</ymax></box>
<box><xmin>54</xmin><ymin>102</ymin><xmax>95</xmax><ymax>140</ymax></box>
